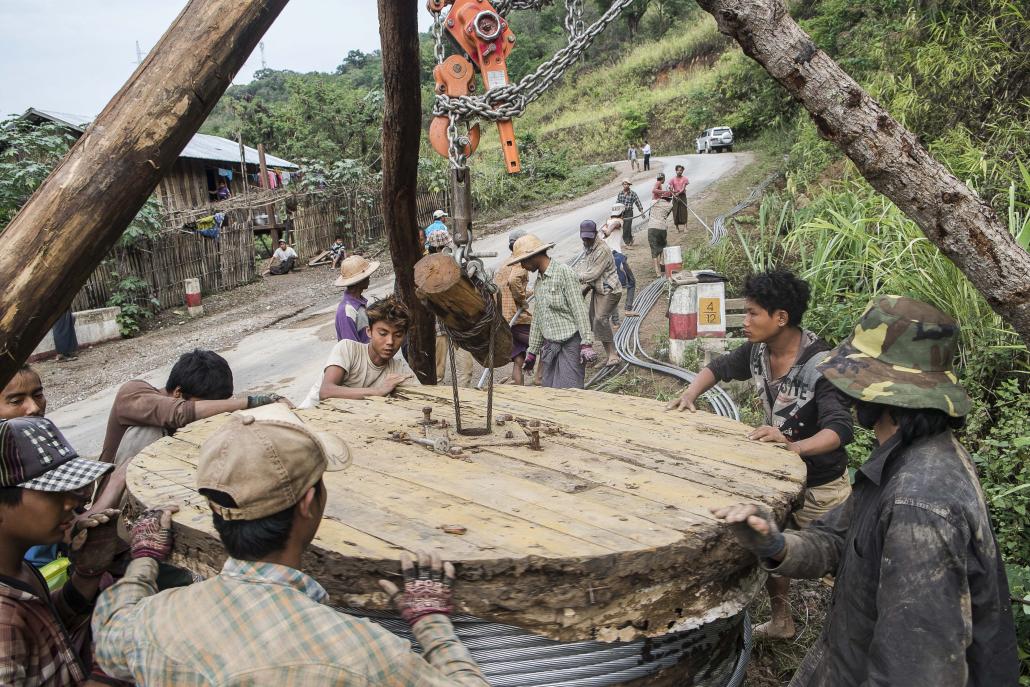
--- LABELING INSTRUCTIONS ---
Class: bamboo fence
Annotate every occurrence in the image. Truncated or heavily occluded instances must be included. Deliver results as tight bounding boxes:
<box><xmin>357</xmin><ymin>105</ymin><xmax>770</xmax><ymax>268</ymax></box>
<box><xmin>70</xmin><ymin>188</ymin><xmax>449</xmax><ymax>313</ymax></box>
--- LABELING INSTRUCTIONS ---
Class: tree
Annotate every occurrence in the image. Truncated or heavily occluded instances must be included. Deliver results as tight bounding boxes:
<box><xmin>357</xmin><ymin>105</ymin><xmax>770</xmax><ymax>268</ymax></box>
<box><xmin>694</xmin><ymin>0</ymin><xmax>1030</xmax><ymax>345</ymax></box>
<box><xmin>378</xmin><ymin>0</ymin><xmax>437</xmax><ymax>383</ymax></box>
<box><xmin>593</xmin><ymin>0</ymin><xmax>650</xmax><ymax>37</ymax></box>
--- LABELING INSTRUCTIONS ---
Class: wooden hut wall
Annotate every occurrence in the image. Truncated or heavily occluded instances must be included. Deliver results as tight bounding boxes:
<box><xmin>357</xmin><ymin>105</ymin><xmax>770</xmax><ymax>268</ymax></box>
<box><xmin>70</xmin><ymin>189</ymin><xmax>448</xmax><ymax>315</ymax></box>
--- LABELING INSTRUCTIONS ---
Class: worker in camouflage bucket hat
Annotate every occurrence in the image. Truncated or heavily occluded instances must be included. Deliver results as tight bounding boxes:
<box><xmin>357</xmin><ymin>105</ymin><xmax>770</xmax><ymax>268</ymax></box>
<box><xmin>817</xmin><ymin>295</ymin><xmax>970</xmax><ymax>417</ymax></box>
<box><xmin>711</xmin><ymin>295</ymin><xmax>1018</xmax><ymax>687</ymax></box>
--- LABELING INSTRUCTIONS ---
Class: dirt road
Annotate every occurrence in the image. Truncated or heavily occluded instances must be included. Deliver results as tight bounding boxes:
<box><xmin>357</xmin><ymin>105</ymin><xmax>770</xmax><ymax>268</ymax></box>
<box><xmin>46</xmin><ymin>152</ymin><xmax>752</xmax><ymax>456</ymax></box>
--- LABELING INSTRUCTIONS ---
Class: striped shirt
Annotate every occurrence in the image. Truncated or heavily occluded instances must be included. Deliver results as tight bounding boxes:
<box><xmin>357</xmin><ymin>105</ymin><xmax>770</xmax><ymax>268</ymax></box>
<box><xmin>527</xmin><ymin>262</ymin><xmax>594</xmax><ymax>355</ymax></box>
<box><xmin>94</xmin><ymin>557</ymin><xmax>488</xmax><ymax>686</ymax></box>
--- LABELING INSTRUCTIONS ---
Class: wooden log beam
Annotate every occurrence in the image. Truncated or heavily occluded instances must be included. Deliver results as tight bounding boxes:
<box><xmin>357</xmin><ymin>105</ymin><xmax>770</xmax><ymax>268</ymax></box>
<box><xmin>695</xmin><ymin>0</ymin><xmax>1030</xmax><ymax>346</ymax></box>
<box><xmin>0</xmin><ymin>0</ymin><xmax>290</xmax><ymax>388</ymax></box>
<box><xmin>415</xmin><ymin>253</ymin><xmax>513</xmax><ymax>367</ymax></box>
<box><xmin>378</xmin><ymin>0</ymin><xmax>438</xmax><ymax>384</ymax></box>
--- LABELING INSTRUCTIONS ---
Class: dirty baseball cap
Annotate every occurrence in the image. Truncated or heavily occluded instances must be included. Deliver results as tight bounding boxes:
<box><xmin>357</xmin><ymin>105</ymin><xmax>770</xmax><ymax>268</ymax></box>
<box><xmin>433</xmin><ymin>209</ymin><xmax>448</xmax><ymax>220</ymax></box>
<box><xmin>579</xmin><ymin>219</ymin><xmax>598</xmax><ymax>238</ymax></box>
<box><xmin>657</xmin><ymin>173</ymin><xmax>666</xmax><ymax>180</ymax></box>
<box><xmin>508</xmin><ymin>228</ymin><xmax>527</xmax><ymax>246</ymax></box>
<box><xmin>278</xmin><ymin>238</ymin><xmax>287</xmax><ymax>244</ymax></box>
<box><xmin>0</xmin><ymin>417</ymin><xmax>111</xmax><ymax>491</ymax></box>
<box><xmin>610</xmin><ymin>203</ymin><xmax>625</xmax><ymax>217</ymax></box>
<box><xmin>621</xmin><ymin>178</ymin><xmax>631</xmax><ymax>185</ymax></box>
<box><xmin>196</xmin><ymin>404</ymin><xmax>350</xmax><ymax>521</ymax></box>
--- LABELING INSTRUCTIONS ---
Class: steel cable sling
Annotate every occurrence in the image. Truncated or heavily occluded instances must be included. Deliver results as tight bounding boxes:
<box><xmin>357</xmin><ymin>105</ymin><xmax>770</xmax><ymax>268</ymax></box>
<box><xmin>334</xmin><ymin>603</ymin><xmax>751</xmax><ymax>687</ymax></box>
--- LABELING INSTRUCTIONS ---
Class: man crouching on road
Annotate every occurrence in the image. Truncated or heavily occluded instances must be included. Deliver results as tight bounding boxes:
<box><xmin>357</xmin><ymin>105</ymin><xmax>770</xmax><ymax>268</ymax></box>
<box><xmin>712</xmin><ymin>296</ymin><xmax>1018</xmax><ymax>686</ymax></box>
<box><xmin>300</xmin><ymin>295</ymin><xmax>420</xmax><ymax>407</ymax></box>
<box><xmin>92</xmin><ymin>404</ymin><xmax>489</xmax><ymax>685</ymax></box>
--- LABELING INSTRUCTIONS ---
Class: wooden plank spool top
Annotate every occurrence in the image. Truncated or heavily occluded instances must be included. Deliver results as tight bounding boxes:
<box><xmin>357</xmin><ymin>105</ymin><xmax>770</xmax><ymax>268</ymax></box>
<box><xmin>125</xmin><ymin>386</ymin><xmax>805</xmax><ymax>642</ymax></box>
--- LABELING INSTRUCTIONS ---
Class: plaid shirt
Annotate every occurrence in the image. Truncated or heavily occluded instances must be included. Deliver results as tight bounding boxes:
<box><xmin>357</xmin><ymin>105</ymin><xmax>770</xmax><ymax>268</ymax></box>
<box><xmin>94</xmin><ymin>557</ymin><xmax>488</xmax><ymax>686</ymax></box>
<box><xmin>493</xmin><ymin>263</ymin><xmax>532</xmax><ymax>325</ymax></box>
<box><xmin>576</xmin><ymin>241</ymin><xmax>622</xmax><ymax>295</ymax></box>
<box><xmin>616</xmin><ymin>189</ymin><xmax>643</xmax><ymax>217</ymax></box>
<box><xmin>528</xmin><ymin>262</ymin><xmax>594</xmax><ymax>355</ymax></box>
<box><xmin>1</xmin><ymin>566</ymin><xmax>92</xmax><ymax>686</ymax></box>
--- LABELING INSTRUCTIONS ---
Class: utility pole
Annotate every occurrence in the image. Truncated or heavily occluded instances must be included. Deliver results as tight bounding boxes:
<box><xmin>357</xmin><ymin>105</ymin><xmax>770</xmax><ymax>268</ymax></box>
<box><xmin>135</xmin><ymin>41</ymin><xmax>144</xmax><ymax>65</ymax></box>
<box><xmin>378</xmin><ymin>0</ymin><xmax>436</xmax><ymax>383</ymax></box>
<box><xmin>259</xmin><ymin>41</ymin><xmax>267</xmax><ymax>70</ymax></box>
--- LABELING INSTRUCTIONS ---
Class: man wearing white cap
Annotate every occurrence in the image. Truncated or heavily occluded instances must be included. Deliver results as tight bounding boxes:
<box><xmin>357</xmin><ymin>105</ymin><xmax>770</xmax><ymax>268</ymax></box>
<box><xmin>423</xmin><ymin>209</ymin><xmax>450</xmax><ymax>251</ymax></box>
<box><xmin>267</xmin><ymin>238</ymin><xmax>298</xmax><ymax>275</ymax></box>
<box><xmin>334</xmin><ymin>254</ymin><xmax>380</xmax><ymax>343</ymax></box>
<box><xmin>93</xmin><ymin>404</ymin><xmax>487</xmax><ymax>685</ymax></box>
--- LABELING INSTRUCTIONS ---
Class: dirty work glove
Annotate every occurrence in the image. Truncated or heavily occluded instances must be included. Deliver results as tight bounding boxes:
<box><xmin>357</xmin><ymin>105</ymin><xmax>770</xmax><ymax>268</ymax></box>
<box><xmin>710</xmin><ymin>504</ymin><xmax>785</xmax><ymax>560</ymax></box>
<box><xmin>523</xmin><ymin>353</ymin><xmax>537</xmax><ymax>372</ymax></box>
<box><xmin>579</xmin><ymin>344</ymin><xmax>598</xmax><ymax>366</ymax></box>
<box><xmin>130</xmin><ymin>507</ymin><xmax>178</xmax><ymax>561</ymax></box>
<box><xmin>69</xmin><ymin>508</ymin><xmax>121</xmax><ymax>578</ymax></box>
<box><xmin>380</xmin><ymin>552</ymin><xmax>455</xmax><ymax>626</ymax></box>
<box><xmin>247</xmin><ymin>393</ymin><xmax>285</xmax><ymax>408</ymax></box>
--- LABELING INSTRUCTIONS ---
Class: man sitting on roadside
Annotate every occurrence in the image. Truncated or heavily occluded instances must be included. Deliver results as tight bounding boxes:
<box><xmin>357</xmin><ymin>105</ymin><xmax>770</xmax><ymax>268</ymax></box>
<box><xmin>267</xmin><ymin>238</ymin><xmax>298</xmax><ymax>275</ymax></box>
<box><xmin>0</xmin><ymin>416</ymin><xmax>122</xmax><ymax>685</ymax></box>
<box><xmin>301</xmin><ymin>296</ymin><xmax>420</xmax><ymax>407</ymax></box>
<box><xmin>92</xmin><ymin>404</ymin><xmax>488</xmax><ymax>685</ymax></box>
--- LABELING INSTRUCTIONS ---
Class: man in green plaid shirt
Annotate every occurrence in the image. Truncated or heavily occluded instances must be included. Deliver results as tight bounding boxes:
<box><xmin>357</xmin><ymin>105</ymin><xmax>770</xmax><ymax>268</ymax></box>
<box><xmin>93</xmin><ymin>405</ymin><xmax>487</xmax><ymax>686</ymax></box>
<box><xmin>508</xmin><ymin>234</ymin><xmax>597</xmax><ymax>389</ymax></box>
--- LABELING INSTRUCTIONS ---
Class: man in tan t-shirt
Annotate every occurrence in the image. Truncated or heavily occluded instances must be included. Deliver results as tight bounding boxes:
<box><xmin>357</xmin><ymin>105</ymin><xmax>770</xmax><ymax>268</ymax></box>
<box><xmin>302</xmin><ymin>296</ymin><xmax>421</xmax><ymax>407</ymax></box>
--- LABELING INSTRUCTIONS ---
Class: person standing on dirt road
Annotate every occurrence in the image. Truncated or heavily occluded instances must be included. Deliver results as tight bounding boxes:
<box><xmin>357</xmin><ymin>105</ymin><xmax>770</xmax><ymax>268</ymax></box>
<box><xmin>667</xmin><ymin>270</ymin><xmax>854</xmax><ymax>640</ymax></box>
<box><xmin>616</xmin><ymin>179</ymin><xmax>644</xmax><ymax>247</ymax></box>
<box><xmin>668</xmin><ymin>164</ymin><xmax>690</xmax><ymax>232</ymax></box>
<box><xmin>333</xmin><ymin>255</ymin><xmax>380</xmax><ymax>343</ymax></box>
<box><xmin>710</xmin><ymin>295</ymin><xmax>1018</xmax><ymax>687</ymax></box>
<box><xmin>576</xmin><ymin>220</ymin><xmax>622</xmax><ymax>367</ymax></box>
<box><xmin>493</xmin><ymin>229</ymin><xmax>533</xmax><ymax>386</ymax></box>
<box><xmin>627</xmin><ymin>144</ymin><xmax>639</xmax><ymax>172</ymax></box>
<box><xmin>648</xmin><ymin>173</ymin><xmax>673</xmax><ymax>276</ymax></box>
<box><xmin>601</xmin><ymin>204</ymin><xmax>637</xmax><ymax>326</ymax></box>
<box><xmin>509</xmin><ymin>234</ymin><xmax>596</xmax><ymax>389</ymax></box>
<box><xmin>92</xmin><ymin>404</ymin><xmax>488</xmax><ymax>686</ymax></box>
<box><xmin>642</xmin><ymin>140</ymin><xmax>651</xmax><ymax>170</ymax></box>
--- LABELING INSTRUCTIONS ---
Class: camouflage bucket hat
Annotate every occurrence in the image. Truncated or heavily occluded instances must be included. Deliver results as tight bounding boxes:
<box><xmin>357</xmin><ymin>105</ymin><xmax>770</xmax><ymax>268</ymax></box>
<box><xmin>817</xmin><ymin>295</ymin><xmax>970</xmax><ymax>417</ymax></box>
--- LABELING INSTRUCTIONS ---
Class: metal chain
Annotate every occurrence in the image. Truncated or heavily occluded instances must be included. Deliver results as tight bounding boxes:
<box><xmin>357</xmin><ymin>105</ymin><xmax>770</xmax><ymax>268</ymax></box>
<box><xmin>564</xmin><ymin>0</ymin><xmax>585</xmax><ymax>38</ymax></box>
<box><xmin>432</xmin><ymin>7</ymin><xmax>447</xmax><ymax>66</ymax></box>
<box><xmin>433</xmin><ymin>0</ymin><xmax>636</xmax><ymax>124</ymax></box>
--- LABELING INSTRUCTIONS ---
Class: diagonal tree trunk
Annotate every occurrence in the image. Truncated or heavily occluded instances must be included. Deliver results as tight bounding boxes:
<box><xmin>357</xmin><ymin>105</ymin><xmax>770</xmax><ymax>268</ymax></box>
<box><xmin>0</xmin><ymin>0</ymin><xmax>290</xmax><ymax>389</ymax></box>
<box><xmin>378</xmin><ymin>0</ymin><xmax>437</xmax><ymax>383</ymax></box>
<box><xmin>696</xmin><ymin>0</ymin><xmax>1030</xmax><ymax>346</ymax></box>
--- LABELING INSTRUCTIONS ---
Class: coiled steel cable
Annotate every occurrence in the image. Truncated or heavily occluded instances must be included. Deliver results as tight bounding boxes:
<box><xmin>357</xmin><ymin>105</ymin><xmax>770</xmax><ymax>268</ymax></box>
<box><xmin>335</xmin><ymin>603</ymin><xmax>751</xmax><ymax>687</ymax></box>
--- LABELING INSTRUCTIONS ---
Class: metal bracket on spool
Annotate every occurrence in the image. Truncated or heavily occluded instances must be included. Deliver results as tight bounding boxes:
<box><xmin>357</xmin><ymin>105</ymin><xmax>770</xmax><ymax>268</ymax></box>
<box><xmin>449</xmin><ymin>326</ymin><xmax>494</xmax><ymax>436</ymax></box>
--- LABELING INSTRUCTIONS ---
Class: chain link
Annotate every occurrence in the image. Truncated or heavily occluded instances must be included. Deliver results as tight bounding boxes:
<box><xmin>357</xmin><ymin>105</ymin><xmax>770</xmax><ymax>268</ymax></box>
<box><xmin>564</xmin><ymin>0</ymin><xmax>585</xmax><ymax>39</ymax></box>
<box><xmin>432</xmin><ymin>0</ymin><xmax>635</xmax><ymax>126</ymax></box>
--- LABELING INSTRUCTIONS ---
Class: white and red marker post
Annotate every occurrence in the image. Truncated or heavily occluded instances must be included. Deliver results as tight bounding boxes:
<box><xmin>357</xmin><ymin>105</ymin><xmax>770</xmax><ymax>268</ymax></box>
<box><xmin>184</xmin><ymin>278</ymin><xmax>203</xmax><ymax>317</ymax></box>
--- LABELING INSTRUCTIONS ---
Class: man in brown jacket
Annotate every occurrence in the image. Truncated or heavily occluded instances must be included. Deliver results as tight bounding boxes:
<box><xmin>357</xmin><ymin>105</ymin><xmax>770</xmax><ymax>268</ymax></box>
<box><xmin>493</xmin><ymin>229</ymin><xmax>533</xmax><ymax>385</ymax></box>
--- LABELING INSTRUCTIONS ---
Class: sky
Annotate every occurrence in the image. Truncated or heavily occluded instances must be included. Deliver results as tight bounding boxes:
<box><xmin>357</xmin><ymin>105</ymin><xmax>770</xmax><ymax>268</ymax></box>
<box><xmin>0</xmin><ymin>1</ymin><xmax>433</xmax><ymax>119</ymax></box>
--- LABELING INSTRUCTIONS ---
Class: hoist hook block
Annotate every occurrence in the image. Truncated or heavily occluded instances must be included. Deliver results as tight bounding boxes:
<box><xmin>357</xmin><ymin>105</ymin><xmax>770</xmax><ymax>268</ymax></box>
<box><xmin>430</xmin><ymin>0</ymin><xmax>522</xmax><ymax>174</ymax></box>
<box><xmin>430</xmin><ymin>56</ymin><xmax>481</xmax><ymax>159</ymax></box>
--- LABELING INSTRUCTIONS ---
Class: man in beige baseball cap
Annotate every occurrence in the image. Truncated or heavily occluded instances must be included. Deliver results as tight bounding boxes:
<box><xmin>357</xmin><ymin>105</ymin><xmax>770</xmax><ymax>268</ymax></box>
<box><xmin>92</xmin><ymin>404</ymin><xmax>487</xmax><ymax>685</ymax></box>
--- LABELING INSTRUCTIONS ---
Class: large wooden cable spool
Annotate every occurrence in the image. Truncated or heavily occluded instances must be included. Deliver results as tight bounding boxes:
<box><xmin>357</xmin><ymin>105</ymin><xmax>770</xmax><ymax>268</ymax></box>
<box><xmin>414</xmin><ymin>252</ymin><xmax>512</xmax><ymax>368</ymax></box>
<box><xmin>124</xmin><ymin>386</ymin><xmax>805</xmax><ymax>648</ymax></box>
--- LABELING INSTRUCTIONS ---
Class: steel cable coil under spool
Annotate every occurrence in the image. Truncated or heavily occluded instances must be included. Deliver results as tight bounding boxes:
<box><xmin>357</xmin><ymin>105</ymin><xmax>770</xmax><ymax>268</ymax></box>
<box><xmin>334</xmin><ymin>603</ymin><xmax>752</xmax><ymax>687</ymax></box>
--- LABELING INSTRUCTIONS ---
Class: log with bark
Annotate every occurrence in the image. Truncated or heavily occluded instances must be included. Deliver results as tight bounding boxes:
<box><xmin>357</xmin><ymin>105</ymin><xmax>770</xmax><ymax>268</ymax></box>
<box><xmin>378</xmin><ymin>0</ymin><xmax>438</xmax><ymax>384</ymax></box>
<box><xmin>0</xmin><ymin>0</ymin><xmax>290</xmax><ymax>389</ymax></box>
<box><xmin>696</xmin><ymin>0</ymin><xmax>1030</xmax><ymax>346</ymax></box>
<box><xmin>414</xmin><ymin>253</ymin><xmax>513</xmax><ymax>367</ymax></box>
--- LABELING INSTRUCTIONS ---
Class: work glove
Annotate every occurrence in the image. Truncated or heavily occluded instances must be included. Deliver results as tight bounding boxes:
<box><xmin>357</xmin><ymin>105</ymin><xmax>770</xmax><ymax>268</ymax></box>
<box><xmin>579</xmin><ymin>344</ymin><xmax>598</xmax><ymax>366</ymax></box>
<box><xmin>380</xmin><ymin>552</ymin><xmax>455</xmax><ymax>626</ymax></box>
<box><xmin>710</xmin><ymin>504</ymin><xmax>785</xmax><ymax>560</ymax></box>
<box><xmin>69</xmin><ymin>508</ymin><xmax>121</xmax><ymax>578</ymax></box>
<box><xmin>523</xmin><ymin>352</ymin><xmax>537</xmax><ymax>372</ymax></box>
<box><xmin>247</xmin><ymin>393</ymin><xmax>289</xmax><ymax>409</ymax></box>
<box><xmin>130</xmin><ymin>507</ymin><xmax>178</xmax><ymax>561</ymax></box>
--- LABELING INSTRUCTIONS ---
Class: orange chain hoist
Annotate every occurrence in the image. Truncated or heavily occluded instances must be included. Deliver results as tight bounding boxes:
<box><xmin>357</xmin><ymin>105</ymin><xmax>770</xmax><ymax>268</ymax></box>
<box><xmin>427</xmin><ymin>0</ymin><xmax>521</xmax><ymax>174</ymax></box>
